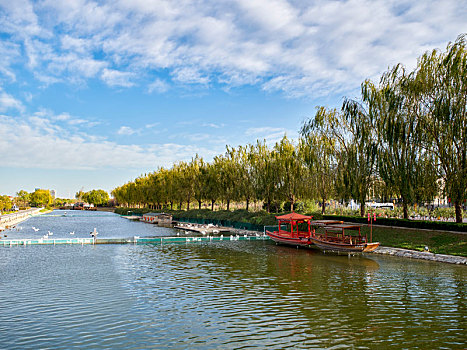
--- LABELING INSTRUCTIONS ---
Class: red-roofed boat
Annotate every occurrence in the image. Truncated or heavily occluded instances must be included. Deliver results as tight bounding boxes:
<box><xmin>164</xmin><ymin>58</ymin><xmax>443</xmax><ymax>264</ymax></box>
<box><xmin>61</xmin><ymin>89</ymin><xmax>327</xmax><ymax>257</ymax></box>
<box><xmin>266</xmin><ymin>212</ymin><xmax>314</xmax><ymax>247</ymax></box>
<box><xmin>266</xmin><ymin>213</ymin><xmax>380</xmax><ymax>253</ymax></box>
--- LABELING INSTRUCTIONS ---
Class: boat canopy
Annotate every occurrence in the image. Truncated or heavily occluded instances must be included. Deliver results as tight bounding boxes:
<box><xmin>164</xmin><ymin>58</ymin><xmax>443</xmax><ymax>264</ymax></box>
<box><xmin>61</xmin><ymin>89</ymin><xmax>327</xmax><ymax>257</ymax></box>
<box><xmin>275</xmin><ymin>212</ymin><xmax>312</xmax><ymax>221</ymax></box>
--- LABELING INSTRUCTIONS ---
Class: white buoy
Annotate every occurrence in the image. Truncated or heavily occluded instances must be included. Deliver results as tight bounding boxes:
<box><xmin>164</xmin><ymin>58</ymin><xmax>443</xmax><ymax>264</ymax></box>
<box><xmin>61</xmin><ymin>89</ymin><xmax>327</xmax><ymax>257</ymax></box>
<box><xmin>70</xmin><ymin>231</ymin><xmax>75</xmax><ymax>235</ymax></box>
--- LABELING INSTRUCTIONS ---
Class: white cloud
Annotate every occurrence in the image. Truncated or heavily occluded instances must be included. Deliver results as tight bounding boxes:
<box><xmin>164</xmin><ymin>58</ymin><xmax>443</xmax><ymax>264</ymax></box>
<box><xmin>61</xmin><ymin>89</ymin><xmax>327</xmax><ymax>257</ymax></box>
<box><xmin>0</xmin><ymin>114</ymin><xmax>218</xmax><ymax>169</ymax></box>
<box><xmin>172</xmin><ymin>67</ymin><xmax>209</xmax><ymax>85</ymax></box>
<box><xmin>245</xmin><ymin>126</ymin><xmax>297</xmax><ymax>144</ymax></box>
<box><xmin>0</xmin><ymin>0</ymin><xmax>466</xmax><ymax>96</ymax></box>
<box><xmin>101</xmin><ymin>68</ymin><xmax>135</xmax><ymax>87</ymax></box>
<box><xmin>145</xmin><ymin>122</ymin><xmax>160</xmax><ymax>128</ymax></box>
<box><xmin>245</xmin><ymin>127</ymin><xmax>285</xmax><ymax>136</ymax></box>
<box><xmin>147</xmin><ymin>78</ymin><xmax>169</xmax><ymax>93</ymax></box>
<box><xmin>117</xmin><ymin>126</ymin><xmax>136</xmax><ymax>135</ymax></box>
<box><xmin>53</xmin><ymin>112</ymin><xmax>71</xmax><ymax>121</ymax></box>
<box><xmin>0</xmin><ymin>89</ymin><xmax>24</xmax><ymax>112</ymax></box>
<box><xmin>202</xmin><ymin>123</ymin><xmax>224</xmax><ymax>129</ymax></box>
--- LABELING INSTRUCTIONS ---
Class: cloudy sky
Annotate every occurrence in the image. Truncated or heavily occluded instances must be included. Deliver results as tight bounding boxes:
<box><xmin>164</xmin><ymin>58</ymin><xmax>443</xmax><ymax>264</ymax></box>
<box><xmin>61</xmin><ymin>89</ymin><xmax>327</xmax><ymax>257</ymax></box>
<box><xmin>1</xmin><ymin>0</ymin><xmax>466</xmax><ymax>197</ymax></box>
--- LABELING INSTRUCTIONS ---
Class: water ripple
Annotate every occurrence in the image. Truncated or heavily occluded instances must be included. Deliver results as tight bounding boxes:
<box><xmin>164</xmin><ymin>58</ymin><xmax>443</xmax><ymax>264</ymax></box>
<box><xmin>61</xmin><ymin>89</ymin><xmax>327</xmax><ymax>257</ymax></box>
<box><xmin>0</xmin><ymin>212</ymin><xmax>465</xmax><ymax>349</ymax></box>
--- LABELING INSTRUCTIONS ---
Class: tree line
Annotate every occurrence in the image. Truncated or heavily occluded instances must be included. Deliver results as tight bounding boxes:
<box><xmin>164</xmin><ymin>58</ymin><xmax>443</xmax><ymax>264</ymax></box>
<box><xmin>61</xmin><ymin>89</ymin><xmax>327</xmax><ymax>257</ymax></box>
<box><xmin>112</xmin><ymin>35</ymin><xmax>466</xmax><ymax>223</ymax></box>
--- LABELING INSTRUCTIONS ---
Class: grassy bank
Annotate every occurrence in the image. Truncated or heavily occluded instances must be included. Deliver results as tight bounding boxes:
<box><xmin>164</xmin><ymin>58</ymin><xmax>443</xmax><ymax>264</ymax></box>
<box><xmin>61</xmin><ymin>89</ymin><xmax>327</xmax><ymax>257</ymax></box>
<box><xmin>114</xmin><ymin>208</ymin><xmax>467</xmax><ymax>257</ymax></box>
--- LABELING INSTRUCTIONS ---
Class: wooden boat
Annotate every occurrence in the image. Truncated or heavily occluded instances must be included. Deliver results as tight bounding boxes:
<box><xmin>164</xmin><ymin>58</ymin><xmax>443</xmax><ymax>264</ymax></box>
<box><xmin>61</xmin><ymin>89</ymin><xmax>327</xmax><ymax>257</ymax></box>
<box><xmin>266</xmin><ymin>213</ymin><xmax>380</xmax><ymax>253</ymax></box>
<box><xmin>266</xmin><ymin>212</ymin><xmax>314</xmax><ymax>247</ymax></box>
<box><xmin>310</xmin><ymin>223</ymin><xmax>380</xmax><ymax>253</ymax></box>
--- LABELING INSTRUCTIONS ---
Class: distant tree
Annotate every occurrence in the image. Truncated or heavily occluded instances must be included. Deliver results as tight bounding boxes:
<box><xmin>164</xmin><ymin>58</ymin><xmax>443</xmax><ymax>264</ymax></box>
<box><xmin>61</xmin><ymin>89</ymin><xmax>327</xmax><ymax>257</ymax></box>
<box><xmin>83</xmin><ymin>189</ymin><xmax>110</xmax><ymax>206</ymax></box>
<box><xmin>0</xmin><ymin>195</ymin><xmax>13</xmax><ymax>212</ymax></box>
<box><xmin>16</xmin><ymin>190</ymin><xmax>30</xmax><ymax>207</ymax></box>
<box><xmin>30</xmin><ymin>189</ymin><xmax>52</xmax><ymax>207</ymax></box>
<box><xmin>75</xmin><ymin>190</ymin><xmax>84</xmax><ymax>201</ymax></box>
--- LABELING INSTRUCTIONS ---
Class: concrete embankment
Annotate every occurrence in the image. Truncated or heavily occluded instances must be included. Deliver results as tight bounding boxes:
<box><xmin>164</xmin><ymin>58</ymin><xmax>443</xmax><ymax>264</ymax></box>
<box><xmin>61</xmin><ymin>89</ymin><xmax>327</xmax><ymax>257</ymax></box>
<box><xmin>373</xmin><ymin>246</ymin><xmax>467</xmax><ymax>265</ymax></box>
<box><xmin>0</xmin><ymin>208</ymin><xmax>44</xmax><ymax>231</ymax></box>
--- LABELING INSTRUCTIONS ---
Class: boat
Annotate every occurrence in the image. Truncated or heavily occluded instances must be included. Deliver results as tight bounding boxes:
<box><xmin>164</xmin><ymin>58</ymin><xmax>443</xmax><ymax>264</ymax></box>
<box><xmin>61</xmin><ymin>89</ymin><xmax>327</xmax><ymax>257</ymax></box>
<box><xmin>310</xmin><ymin>222</ymin><xmax>380</xmax><ymax>253</ymax></box>
<box><xmin>266</xmin><ymin>213</ymin><xmax>380</xmax><ymax>253</ymax></box>
<box><xmin>266</xmin><ymin>212</ymin><xmax>314</xmax><ymax>247</ymax></box>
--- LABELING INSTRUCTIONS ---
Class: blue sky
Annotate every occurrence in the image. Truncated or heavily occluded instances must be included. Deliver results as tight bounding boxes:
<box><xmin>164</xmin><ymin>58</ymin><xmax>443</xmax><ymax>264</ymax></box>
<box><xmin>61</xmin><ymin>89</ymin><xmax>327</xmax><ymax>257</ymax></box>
<box><xmin>1</xmin><ymin>0</ymin><xmax>466</xmax><ymax>198</ymax></box>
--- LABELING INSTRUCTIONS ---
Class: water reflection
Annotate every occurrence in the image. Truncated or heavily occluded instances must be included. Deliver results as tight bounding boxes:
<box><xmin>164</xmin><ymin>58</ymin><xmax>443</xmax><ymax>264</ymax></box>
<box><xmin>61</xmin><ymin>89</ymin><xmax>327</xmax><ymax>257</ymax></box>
<box><xmin>0</xmin><ymin>211</ymin><xmax>465</xmax><ymax>349</ymax></box>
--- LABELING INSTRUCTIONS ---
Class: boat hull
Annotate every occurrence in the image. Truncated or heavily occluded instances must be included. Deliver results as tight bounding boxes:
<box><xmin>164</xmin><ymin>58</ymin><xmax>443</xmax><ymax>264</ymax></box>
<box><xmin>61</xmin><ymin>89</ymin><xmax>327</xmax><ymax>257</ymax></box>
<box><xmin>310</xmin><ymin>236</ymin><xmax>380</xmax><ymax>253</ymax></box>
<box><xmin>266</xmin><ymin>231</ymin><xmax>311</xmax><ymax>247</ymax></box>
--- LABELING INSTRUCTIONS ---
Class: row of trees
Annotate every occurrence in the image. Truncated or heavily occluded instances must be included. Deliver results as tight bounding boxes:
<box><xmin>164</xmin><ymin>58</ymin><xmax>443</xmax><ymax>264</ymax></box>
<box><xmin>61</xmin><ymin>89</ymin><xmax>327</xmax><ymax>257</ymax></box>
<box><xmin>112</xmin><ymin>35</ymin><xmax>466</xmax><ymax>223</ymax></box>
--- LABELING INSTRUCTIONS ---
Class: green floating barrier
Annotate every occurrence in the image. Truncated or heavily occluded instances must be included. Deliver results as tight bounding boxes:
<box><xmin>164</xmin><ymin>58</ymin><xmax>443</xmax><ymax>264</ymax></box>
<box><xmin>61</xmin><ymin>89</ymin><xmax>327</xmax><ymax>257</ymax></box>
<box><xmin>1</xmin><ymin>235</ymin><xmax>270</xmax><ymax>247</ymax></box>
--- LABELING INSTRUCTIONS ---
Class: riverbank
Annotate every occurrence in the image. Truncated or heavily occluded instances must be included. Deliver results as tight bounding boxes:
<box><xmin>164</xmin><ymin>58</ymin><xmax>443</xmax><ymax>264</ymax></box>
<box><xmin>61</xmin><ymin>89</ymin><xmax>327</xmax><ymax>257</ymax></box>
<box><xmin>0</xmin><ymin>208</ymin><xmax>46</xmax><ymax>231</ymax></box>
<box><xmin>115</xmin><ymin>208</ymin><xmax>467</xmax><ymax>257</ymax></box>
<box><xmin>373</xmin><ymin>246</ymin><xmax>467</xmax><ymax>265</ymax></box>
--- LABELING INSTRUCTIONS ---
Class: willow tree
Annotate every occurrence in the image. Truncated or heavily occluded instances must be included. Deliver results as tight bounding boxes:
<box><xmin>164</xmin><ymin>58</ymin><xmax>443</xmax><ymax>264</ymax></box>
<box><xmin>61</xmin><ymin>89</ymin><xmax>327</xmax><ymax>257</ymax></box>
<box><xmin>253</xmin><ymin>140</ymin><xmax>278</xmax><ymax>212</ymax></box>
<box><xmin>273</xmin><ymin>136</ymin><xmax>306</xmax><ymax>211</ymax></box>
<box><xmin>367</xmin><ymin>68</ymin><xmax>437</xmax><ymax>219</ymax></box>
<box><xmin>191</xmin><ymin>155</ymin><xmax>207</xmax><ymax>209</ymax></box>
<box><xmin>237</xmin><ymin>145</ymin><xmax>256</xmax><ymax>211</ymax></box>
<box><xmin>300</xmin><ymin>107</ymin><xmax>337</xmax><ymax>214</ymax></box>
<box><xmin>205</xmin><ymin>162</ymin><xmax>220</xmax><ymax>210</ymax></box>
<box><xmin>215</xmin><ymin>148</ymin><xmax>238</xmax><ymax>211</ymax></box>
<box><xmin>414</xmin><ymin>34</ymin><xmax>467</xmax><ymax>223</ymax></box>
<box><xmin>341</xmin><ymin>93</ymin><xmax>379</xmax><ymax>216</ymax></box>
<box><xmin>176</xmin><ymin>161</ymin><xmax>196</xmax><ymax>210</ymax></box>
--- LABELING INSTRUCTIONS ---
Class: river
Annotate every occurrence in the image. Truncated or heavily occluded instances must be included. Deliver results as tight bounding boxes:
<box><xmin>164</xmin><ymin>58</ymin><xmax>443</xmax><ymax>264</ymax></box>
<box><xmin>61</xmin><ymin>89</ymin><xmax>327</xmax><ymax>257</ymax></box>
<box><xmin>0</xmin><ymin>210</ymin><xmax>465</xmax><ymax>349</ymax></box>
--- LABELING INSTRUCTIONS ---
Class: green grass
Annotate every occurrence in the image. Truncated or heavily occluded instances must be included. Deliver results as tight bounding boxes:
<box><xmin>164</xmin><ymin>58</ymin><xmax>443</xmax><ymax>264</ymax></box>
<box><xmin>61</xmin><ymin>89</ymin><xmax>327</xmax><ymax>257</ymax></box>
<box><xmin>363</xmin><ymin>226</ymin><xmax>467</xmax><ymax>256</ymax></box>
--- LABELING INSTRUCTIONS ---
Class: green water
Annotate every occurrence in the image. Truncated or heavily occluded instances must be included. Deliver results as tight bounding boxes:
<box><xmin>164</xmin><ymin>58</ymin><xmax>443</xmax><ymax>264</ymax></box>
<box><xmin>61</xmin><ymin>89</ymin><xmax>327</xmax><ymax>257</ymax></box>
<box><xmin>0</xmin><ymin>211</ymin><xmax>465</xmax><ymax>349</ymax></box>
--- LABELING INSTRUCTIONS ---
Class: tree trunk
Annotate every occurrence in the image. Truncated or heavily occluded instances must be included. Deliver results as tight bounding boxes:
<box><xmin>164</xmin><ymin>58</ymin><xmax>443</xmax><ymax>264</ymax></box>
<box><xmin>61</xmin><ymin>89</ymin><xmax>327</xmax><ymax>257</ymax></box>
<box><xmin>246</xmin><ymin>198</ymin><xmax>249</xmax><ymax>211</ymax></box>
<box><xmin>187</xmin><ymin>201</ymin><xmax>190</xmax><ymax>211</ymax></box>
<box><xmin>198</xmin><ymin>200</ymin><xmax>202</xmax><ymax>210</ymax></box>
<box><xmin>170</xmin><ymin>201</ymin><xmax>173</xmax><ymax>210</ymax></box>
<box><xmin>360</xmin><ymin>202</ymin><xmax>365</xmax><ymax>217</ymax></box>
<box><xmin>179</xmin><ymin>201</ymin><xmax>182</xmax><ymax>210</ymax></box>
<box><xmin>321</xmin><ymin>198</ymin><xmax>326</xmax><ymax>214</ymax></box>
<box><xmin>267</xmin><ymin>198</ymin><xmax>271</xmax><ymax>213</ymax></box>
<box><xmin>211</xmin><ymin>199</ymin><xmax>215</xmax><ymax>211</ymax></box>
<box><xmin>226</xmin><ymin>199</ymin><xmax>230</xmax><ymax>211</ymax></box>
<box><xmin>403</xmin><ymin>202</ymin><xmax>409</xmax><ymax>220</ymax></box>
<box><xmin>455</xmin><ymin>201</ymin><xmax>463</xmax><ymax>223</ymax></box>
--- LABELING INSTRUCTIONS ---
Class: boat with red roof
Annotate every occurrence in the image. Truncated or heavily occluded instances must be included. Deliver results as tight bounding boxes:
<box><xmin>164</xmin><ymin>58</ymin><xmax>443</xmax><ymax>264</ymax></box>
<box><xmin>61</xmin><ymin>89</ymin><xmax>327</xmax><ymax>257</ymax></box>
<box><xmin>266</xmin><ymin>213</ymin><xmax>380</xmax><ymax>253</ymax></box>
